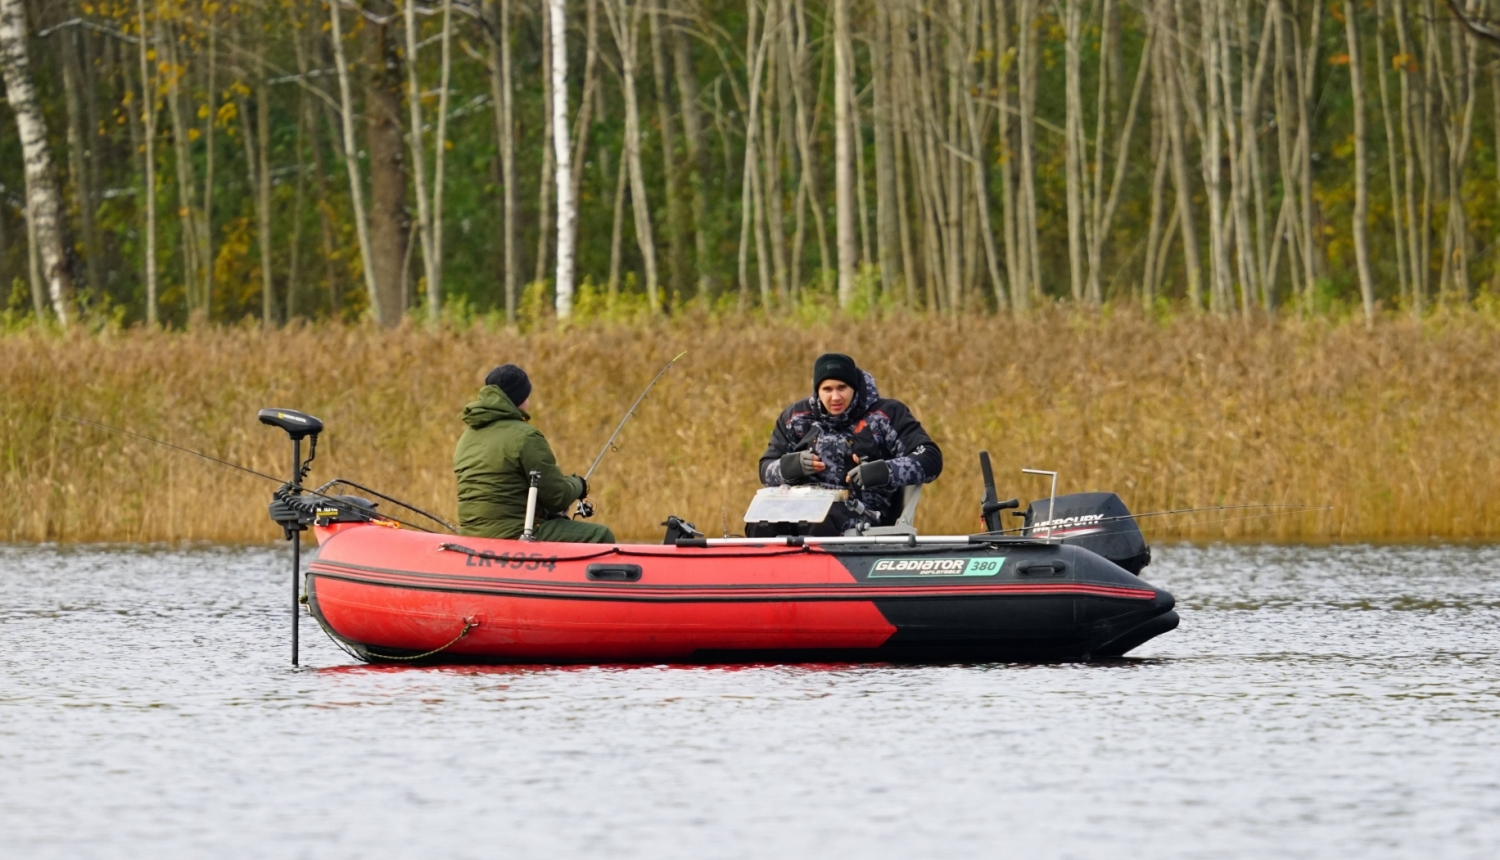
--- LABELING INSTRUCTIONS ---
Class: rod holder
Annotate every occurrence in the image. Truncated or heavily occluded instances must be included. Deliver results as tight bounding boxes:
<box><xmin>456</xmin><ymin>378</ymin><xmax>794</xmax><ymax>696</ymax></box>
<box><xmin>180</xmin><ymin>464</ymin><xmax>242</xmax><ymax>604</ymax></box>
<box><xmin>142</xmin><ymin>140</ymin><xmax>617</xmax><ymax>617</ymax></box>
<box><xmin>521</xmin><ymin>470</ymin><xmax>542</xmax><ymax>541</ymax></box>
<box><xmin>1022</xmin><ymin>468</ymin><xmax>1059</xmax><ymax>538</ymax></box>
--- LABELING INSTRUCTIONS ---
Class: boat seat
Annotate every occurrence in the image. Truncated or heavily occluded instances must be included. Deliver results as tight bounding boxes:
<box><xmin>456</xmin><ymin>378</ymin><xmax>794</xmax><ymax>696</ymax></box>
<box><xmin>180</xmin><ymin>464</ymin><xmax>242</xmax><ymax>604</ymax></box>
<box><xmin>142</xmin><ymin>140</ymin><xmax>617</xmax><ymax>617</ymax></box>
<box><xmin>848</xmin><ymin>484</ymin><xmax>922</xmax><ymax>537</ymax></box>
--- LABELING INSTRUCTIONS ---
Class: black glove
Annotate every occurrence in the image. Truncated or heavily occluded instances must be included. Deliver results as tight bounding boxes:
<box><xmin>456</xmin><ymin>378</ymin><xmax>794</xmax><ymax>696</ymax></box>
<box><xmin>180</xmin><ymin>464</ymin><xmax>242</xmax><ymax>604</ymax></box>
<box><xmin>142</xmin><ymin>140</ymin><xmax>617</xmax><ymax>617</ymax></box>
<box><xmin>779</xmin><ymin>450</ymin><xmax>817</xmax><ymax>483</ymax></box>
<box><xmin>573</xmin><ymin>474</ymin><xmax>589</xmax><ymax>501</ymax></box>
<box><xmin>846</xmin><ymin>459</ymin><xmax>891</xmax><ymax>490</ymax></box>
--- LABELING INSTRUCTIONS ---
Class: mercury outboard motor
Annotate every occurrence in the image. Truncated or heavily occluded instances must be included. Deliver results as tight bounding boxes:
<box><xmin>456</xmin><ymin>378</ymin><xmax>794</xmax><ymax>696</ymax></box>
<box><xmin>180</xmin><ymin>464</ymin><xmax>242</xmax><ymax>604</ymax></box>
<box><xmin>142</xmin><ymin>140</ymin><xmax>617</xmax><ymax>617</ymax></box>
<box><xmin>1022</xmin><ymin>492</ymin><xmax>1151</xmax><ymax>574</ymax></box>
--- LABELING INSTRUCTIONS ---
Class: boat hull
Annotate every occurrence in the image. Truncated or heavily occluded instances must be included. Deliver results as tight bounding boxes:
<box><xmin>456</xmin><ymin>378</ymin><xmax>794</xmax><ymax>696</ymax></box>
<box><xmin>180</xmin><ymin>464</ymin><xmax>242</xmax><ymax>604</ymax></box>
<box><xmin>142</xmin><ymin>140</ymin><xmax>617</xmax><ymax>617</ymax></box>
<box><xmin>305</xmin><ymin>524</ymin><xmax>1178</xmax><ymax>664</ymax></box>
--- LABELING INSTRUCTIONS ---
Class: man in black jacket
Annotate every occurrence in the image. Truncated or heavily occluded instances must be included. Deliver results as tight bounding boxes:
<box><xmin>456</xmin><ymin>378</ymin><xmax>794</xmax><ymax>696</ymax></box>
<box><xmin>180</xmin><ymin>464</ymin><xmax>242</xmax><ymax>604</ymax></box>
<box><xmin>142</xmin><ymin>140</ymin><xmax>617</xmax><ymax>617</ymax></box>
<box><xmin>756</xmin><ymin>353</ymin><xmax>942</xmax><ymax>534</ymax></box>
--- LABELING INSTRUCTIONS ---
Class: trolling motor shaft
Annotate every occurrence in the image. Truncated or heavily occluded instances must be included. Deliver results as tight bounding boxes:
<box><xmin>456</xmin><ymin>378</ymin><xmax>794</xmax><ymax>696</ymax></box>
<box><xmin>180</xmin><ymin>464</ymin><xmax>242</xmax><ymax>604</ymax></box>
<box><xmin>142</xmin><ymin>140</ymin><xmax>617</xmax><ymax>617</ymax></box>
<box><xmin>258</xmin><ymin>408</ymin><xmax>324</xmax><ymax>667</ymax></box>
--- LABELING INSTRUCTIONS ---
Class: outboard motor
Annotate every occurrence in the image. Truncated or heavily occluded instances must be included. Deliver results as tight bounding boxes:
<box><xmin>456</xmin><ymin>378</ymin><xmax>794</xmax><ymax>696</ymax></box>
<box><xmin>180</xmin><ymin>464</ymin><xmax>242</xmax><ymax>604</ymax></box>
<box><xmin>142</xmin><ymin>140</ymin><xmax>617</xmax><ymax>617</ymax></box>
<box><xmin>1022</xmin><ymin>492</ymin><xmax>1151</xmax><ymax>574</ymax></box>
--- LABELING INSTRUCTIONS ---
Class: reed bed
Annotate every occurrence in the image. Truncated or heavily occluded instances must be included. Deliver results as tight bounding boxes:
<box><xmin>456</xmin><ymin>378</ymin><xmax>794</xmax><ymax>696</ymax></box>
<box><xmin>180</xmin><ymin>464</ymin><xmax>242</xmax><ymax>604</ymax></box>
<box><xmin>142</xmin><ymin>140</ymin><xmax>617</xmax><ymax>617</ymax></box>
<box><xmin>3</xmin><ymin>311</ymin><xmax>1497</xmax><ymax>544</ymax></box>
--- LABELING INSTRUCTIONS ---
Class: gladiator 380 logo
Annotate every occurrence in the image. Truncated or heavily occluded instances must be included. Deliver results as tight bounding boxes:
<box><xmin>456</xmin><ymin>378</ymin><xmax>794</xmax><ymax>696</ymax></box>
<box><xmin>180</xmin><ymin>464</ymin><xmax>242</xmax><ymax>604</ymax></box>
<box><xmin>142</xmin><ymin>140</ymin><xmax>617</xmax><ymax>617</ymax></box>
<box><xmin>868</xmin><ymin>557</ymin><xmax>1005</xmax><ymax>577</ymax></box>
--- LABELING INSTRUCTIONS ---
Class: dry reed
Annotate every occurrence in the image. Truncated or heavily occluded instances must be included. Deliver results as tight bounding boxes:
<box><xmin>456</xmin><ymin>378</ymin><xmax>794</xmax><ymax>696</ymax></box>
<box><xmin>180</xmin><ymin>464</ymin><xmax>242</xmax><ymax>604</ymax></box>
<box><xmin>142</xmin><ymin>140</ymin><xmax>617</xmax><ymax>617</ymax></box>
<box><xmin>3</xmin><ymin>311</ymin><xmax>1497</xmax><ymax>544</ymax></box>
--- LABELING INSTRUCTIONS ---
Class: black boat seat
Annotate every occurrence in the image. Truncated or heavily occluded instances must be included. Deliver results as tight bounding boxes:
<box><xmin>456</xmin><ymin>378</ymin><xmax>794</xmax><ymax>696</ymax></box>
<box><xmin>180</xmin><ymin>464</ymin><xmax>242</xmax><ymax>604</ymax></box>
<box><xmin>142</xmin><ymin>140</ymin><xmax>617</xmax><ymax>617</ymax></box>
<box><xmin>847</xmin><ymin>484</ymin><xmax>922</xmax><ymax>537</ymax></box>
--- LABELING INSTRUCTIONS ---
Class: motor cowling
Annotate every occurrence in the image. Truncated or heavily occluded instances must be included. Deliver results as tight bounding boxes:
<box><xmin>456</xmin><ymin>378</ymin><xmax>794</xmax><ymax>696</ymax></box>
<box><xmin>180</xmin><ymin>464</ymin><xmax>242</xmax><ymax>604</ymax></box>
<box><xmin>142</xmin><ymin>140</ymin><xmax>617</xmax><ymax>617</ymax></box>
<box><xmin>1022</xmin><ymin>491</ymin><xmax>1151</xmax><ymax>574</ymax></box>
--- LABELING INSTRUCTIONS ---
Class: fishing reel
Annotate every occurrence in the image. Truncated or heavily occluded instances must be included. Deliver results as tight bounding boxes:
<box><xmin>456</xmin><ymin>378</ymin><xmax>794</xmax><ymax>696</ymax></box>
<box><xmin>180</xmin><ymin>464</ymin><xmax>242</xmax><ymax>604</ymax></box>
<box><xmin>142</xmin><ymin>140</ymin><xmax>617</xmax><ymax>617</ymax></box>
<box><xmin>575</xmin><ymin>498</ymin><xmax>596</xmax><ymax>519</ymax></box>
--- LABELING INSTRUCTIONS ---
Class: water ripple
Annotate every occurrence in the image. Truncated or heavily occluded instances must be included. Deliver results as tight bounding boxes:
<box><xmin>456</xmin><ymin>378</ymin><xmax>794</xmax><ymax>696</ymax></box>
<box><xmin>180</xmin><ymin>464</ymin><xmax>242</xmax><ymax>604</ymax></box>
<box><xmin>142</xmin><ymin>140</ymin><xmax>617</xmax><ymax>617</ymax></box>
<box><xmin>2</xmin><ymin>542</ymin><xmax>1499</xmax><ymax>858</ymax></box>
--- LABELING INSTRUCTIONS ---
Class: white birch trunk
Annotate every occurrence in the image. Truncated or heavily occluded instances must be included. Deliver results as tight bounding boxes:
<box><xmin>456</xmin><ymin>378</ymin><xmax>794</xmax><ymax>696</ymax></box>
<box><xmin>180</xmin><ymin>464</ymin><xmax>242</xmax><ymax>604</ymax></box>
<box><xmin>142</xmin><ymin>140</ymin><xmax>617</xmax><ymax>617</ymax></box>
<box><xmin>834</xmin><ymin>0</ymin><xmax>856</xmax><ymax>308</ymax></box>
<box><xmin>135</xmin><ymin>0</ymin><xmax>157</xmax><ymax>326</ymax></box>
<box><xmin>328</xmin><ymin>0</ymin><xmax>382</xmax><ymax>320</ymax></box>
<box><xmin>403</xmin><ymin>0</ymin><xmax>436</xmax><ymax>314</ymax></box>
<box><xmin>551</xmin><ymin>0</ymin><xmax>576</xmax><ymax>319</ymax></box>
<box><xmin>431</xmin><ymin>0</ymin><xmax>454</xmax><ymax>320</ymax></box>
<box><xmin>1344</xmin><ymin>0</ymin><xmax>1376</xmax><ymax>323</ymax></box>
<box><xmin>0</xmin><ymin>0</ymin><xmax>73</xmax><ymax>326</ymax></box>
<box><xmin>1200</xmin><ymin>0</ymin><xmax>1231</xmax><ymax>314</ymax></box>
<box><xmin>1063</xmin><ymin>0</ymin><xmax>1085</xmax><ymax>302</ymax></box>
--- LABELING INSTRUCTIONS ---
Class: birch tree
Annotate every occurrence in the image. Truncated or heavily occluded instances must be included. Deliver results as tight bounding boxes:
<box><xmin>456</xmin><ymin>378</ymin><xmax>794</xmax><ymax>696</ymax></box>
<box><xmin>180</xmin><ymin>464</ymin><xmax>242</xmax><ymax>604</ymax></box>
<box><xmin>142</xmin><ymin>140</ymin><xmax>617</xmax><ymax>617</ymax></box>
<box><xmin>0</xmin><ymin>0</ymin><xmax>74</xmax><ymax>325</ymax></box>
<box><xmin>833</xmin><ymin>0</ymin><xmax>856</xmax><ymax>307</ymax></box>
<box><xmin>135</xmin><ymin>0</ymin><xmax>159</xmax><ymax>326</ymax></box>
<box><xmin>1343</xmin><ymin>0</ymin><xmax>1375</xmax><ymax>323</ymax></box>
<box><xmin>327</xmin><ymin>0</ymin><xmax>382</xmax><ymax>321</ymax></box>
<box><xmin>551</xmin><ymin>0</ymin><xmax>577</xmax><ymax>318</ymax></box>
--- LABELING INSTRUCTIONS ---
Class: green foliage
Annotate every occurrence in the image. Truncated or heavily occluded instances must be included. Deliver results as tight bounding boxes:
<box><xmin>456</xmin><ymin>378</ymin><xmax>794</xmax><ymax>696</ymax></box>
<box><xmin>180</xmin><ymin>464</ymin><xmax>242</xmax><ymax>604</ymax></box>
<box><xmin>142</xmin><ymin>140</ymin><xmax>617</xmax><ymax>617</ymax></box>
<box><xmin>1</xmin><ymin>1</ymin><xmax>1496</xmax><ymax>328</ymax></box>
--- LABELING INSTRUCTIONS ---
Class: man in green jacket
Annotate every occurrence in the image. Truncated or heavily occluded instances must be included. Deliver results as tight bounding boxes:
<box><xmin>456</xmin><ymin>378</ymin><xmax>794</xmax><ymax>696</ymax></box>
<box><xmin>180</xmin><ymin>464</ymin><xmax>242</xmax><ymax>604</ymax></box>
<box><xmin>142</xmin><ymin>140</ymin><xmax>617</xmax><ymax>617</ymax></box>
<box><xmin>453</xmin><ymin>365</ymin><xmax>616</xmax><ymax>543</ymax></box>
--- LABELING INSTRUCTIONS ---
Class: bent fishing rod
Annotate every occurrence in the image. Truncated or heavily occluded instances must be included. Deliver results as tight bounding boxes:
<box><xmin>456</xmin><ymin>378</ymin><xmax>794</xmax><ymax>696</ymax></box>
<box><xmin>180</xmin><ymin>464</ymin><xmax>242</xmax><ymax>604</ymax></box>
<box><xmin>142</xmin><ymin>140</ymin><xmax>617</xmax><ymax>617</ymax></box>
<box><xmin>58</xmin><ymin>415</ymin><xmax>454</xmax><ymax>534</ymax></box>
<box><xmin>574</xmin><ymin>351</ymin><xmax>687</xmax><ymax>518</ymax></box>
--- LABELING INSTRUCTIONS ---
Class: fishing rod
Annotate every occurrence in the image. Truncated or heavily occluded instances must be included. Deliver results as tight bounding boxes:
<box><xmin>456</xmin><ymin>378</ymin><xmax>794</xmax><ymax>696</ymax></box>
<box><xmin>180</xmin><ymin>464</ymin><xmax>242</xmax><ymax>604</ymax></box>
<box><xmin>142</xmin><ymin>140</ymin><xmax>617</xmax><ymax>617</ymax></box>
<box><xmin>58</xmin><ymin>415</ymin><xmax>450</xmax><ymax>534</ymax></box>
<box><xmin>575</xmin><ymin>351</ymin><xmax>687</xmax><ymax>519</ymax></box>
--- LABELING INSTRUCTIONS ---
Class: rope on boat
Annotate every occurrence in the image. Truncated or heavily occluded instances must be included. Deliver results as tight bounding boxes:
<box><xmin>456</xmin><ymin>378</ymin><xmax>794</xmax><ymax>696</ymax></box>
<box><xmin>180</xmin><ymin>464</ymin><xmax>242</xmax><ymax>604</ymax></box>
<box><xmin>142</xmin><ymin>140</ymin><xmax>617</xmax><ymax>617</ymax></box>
<box><xmin>313</xmin><ymin>614</ymin><xmax>480</xmax><ymax>664</ymax></box>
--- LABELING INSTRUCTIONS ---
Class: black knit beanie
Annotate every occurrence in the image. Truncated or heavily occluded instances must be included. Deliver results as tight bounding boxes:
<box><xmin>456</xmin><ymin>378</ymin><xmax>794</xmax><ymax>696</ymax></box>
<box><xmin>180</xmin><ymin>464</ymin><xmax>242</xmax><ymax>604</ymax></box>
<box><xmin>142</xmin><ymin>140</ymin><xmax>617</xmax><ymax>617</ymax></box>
<box><xmin>484</xmin><ymin>364</ymin><xmax>532</xmax><ymax>408</ymax></box>
<box><xmin>812</xmin><ymin>353</ymin><xmax>861</xmax><ymax>392</ymax></box>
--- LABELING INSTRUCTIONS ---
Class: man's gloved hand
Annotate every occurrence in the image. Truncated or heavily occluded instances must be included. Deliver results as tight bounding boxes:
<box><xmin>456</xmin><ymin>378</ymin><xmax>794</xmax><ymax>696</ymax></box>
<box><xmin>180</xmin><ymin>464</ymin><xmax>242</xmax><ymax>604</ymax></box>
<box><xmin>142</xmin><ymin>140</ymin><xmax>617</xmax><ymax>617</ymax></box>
<box><xmin>779</xmin><ymin>450</ymin><xmax>825</xmax><ymax>483</ymax></box>
<box><xmin>573</xmin><ymin>474</ymin><xmax>589</xmax><ymax>501</ymax></box>
<box><xmin>846</xmin><ymin>459</ymin><xmax>892</xmax><ymax>490</ymax></box>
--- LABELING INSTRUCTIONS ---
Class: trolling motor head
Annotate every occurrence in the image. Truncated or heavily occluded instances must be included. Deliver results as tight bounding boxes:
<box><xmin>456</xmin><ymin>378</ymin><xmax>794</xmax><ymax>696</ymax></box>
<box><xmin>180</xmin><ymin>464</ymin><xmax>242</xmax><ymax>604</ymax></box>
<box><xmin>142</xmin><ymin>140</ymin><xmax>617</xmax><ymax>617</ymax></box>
<box><xmin>257</xmin><ymin>408</ymin><xmax>324</xmax><ymax>441</ymax></box>
<box><xmin>259</xmin><ymin>408</ymin><xmax>324</xmax><ymax>541</ymax></box>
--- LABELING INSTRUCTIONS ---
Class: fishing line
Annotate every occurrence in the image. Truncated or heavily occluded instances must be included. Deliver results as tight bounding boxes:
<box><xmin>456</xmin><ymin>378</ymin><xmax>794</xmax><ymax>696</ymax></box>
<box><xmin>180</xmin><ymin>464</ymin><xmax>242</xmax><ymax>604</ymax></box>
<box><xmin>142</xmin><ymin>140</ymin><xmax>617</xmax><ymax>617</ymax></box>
<box><xmin>990</xmin><ymin>503</ymin><xmax>1325</xmax><ymax>536</ymax></box>
<box><xmin>1134</xmin><ymin>508</ymin><xmax>1332</xmax><ymax>537</ymax></box>
<box><xmin>1035</xmin><ymin>507</ymin><xmax>1329</xmax><ymax>542</ymax></box>
<box><xmin>62</xmin><ymin>415</ymin><xmax>284</xmax><ymax>484</ymax></box>
<box><xmin>60</xmin><ymin>415</ymin><xmax>447</xmax><ymax>533</ymax></box>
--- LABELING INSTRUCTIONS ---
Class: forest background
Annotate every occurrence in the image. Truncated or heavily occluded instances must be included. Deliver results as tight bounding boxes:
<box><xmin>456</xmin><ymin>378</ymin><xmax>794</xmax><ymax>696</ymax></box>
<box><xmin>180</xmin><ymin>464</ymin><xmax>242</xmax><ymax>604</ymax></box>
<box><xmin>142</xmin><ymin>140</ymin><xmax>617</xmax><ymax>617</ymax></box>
<box><xmin>1</xmin><ymin>0</ymin><xmax>1498</xmax><ymax>323</ymax></box>
<box><xmin>2</xmin><ymin>0</ymin><xmax>1499</xmax><ymax>544</ymax></box>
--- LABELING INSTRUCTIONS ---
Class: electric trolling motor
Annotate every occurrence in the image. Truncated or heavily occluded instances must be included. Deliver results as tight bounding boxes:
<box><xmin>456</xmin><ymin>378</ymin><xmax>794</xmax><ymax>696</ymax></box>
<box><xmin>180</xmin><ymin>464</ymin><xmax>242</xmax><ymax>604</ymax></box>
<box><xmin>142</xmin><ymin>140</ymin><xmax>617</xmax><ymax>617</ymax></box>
<box><xmin>258</xmin><ymin>408</ymin><xmax>324</xmax><ymax>667</ymax></box>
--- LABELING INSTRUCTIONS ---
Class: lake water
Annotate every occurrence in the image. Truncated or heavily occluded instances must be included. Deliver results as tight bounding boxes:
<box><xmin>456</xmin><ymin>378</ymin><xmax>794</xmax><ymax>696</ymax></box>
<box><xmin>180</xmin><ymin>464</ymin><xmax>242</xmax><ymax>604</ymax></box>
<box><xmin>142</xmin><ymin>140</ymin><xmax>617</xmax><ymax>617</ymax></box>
<box><xmin>2</xmin><ymin>542</ymin><xmax>1498</xmax><ymax>859</ymax></box>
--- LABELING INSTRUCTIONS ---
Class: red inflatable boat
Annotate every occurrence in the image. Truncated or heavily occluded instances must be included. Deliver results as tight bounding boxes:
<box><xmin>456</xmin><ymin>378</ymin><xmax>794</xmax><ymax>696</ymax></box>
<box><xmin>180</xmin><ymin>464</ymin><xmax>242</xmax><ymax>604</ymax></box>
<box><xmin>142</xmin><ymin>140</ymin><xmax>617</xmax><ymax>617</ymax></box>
<box><xmin>257</xmin><ymin>406</ymin><xmax>1177</xmax><ymax>665</ymax></box>
<box><xmin>304</xmin><ymin>520</ymin><xmax>1178</xmax><ymax>664</ymax></box>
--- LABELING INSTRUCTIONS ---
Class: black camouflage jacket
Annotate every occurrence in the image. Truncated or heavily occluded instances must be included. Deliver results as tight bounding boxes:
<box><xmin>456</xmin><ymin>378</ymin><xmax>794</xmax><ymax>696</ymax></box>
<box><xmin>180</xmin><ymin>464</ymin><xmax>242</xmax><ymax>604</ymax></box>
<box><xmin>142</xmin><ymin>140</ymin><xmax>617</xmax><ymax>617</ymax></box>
<box><xmin>758</xmin><ymin>370</ymin><xmax>942</xmax><ymax>519</ymax></box>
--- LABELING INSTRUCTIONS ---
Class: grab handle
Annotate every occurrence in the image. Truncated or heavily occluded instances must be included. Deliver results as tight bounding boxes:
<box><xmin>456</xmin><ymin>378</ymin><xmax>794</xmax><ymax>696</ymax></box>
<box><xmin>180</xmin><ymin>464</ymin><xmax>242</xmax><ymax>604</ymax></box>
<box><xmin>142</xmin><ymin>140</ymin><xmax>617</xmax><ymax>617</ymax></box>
<box><xmin>586</xmin><ymin>564</ymin><xmax>643</xmax><ymax>582</ymax></box>
<box><xmin>1017</xmin><ymin>561</ymin><xmax>1067</xmax><ymax>577</ymax></box>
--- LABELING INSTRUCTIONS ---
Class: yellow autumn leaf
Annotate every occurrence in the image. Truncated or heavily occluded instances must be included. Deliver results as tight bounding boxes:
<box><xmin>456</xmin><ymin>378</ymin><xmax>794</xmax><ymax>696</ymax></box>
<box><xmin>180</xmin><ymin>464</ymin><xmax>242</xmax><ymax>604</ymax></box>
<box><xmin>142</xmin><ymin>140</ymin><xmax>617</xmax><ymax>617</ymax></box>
<box><xmin>188</xmin><ymin>128</ymin><xmax>201</xmax><ymax>142</ymax></box>
<box><xmin>1329</xmin><ymin>53</ymin><xmax>1350</xmax><ymax>66</ymax></box>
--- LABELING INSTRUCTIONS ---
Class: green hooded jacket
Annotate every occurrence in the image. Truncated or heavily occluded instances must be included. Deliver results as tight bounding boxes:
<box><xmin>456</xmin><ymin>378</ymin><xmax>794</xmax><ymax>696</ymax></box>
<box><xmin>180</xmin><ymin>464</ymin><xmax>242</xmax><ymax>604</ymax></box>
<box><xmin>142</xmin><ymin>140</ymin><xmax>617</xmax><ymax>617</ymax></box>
<box><xmin>453</xmin><ymin>385</ymin><xmax>584</xmax><ymax>538</ymax></box>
